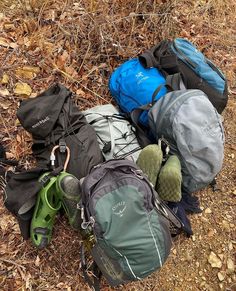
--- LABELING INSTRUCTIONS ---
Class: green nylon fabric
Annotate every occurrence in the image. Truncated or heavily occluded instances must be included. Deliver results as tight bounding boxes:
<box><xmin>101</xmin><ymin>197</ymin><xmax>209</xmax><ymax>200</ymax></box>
<box><xmin>94</xmin><ymin>185</ymin><xmax>167</xmax><ymax>279</ymax></box>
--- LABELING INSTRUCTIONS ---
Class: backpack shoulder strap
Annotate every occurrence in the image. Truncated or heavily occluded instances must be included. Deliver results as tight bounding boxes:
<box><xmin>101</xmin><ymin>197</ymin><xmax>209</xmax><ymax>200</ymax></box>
<box><xmin>130</xmin><ymin>83</ymin><xmax>175</xmax><ymax>148</ymax></box>
<box><xmin>166</xmin><ymin>73</ymin><xmax>186</xmax><ymax>91</ymax></box>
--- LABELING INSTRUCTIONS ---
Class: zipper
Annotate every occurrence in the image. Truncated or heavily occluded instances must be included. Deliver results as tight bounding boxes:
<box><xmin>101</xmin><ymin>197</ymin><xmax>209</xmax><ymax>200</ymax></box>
<box><xmin>173</xmin><ymin>40</ymin><xmax>225</xmax><ymax>82</ymax></box>
<box><xmin>88</xmin><ymin>172</ymin><xmax>154</xmax><ymax>216</ymax></box>
<box><xmin>205</xmin><ymin>59</ymin><xmax>225</xmax><ymax>80</ymax></box>
<box><xmin>172</xmin><ymin>40</ymin><xmax>197</xmax><ymax>69</ymax></box>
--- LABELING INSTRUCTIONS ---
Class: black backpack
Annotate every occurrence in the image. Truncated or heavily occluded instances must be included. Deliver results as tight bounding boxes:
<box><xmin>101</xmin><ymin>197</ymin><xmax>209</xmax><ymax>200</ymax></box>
<box><xmin>16</xmin><ymin>83</ymin><xmax>104</xmax><ymax>179</ymax></box>
<box><xmin>4</xmin><ymin>84</ymin><xmax>103</xmax><ymax>239</ymax></box>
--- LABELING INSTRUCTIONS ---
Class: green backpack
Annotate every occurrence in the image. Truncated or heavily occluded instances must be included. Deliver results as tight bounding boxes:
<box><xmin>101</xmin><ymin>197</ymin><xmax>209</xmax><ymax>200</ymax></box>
<box><xmin>80</xmin><ymin>159</ymin><xmax>182</xmax><ymax>289</ymax></box>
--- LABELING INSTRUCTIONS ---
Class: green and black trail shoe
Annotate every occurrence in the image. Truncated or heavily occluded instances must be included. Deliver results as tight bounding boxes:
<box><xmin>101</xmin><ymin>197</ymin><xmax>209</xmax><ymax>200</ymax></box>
<box><xmin>56</xmin><ymin>172</ymin><xmax>82</xmax><ymax>230</ymax></box>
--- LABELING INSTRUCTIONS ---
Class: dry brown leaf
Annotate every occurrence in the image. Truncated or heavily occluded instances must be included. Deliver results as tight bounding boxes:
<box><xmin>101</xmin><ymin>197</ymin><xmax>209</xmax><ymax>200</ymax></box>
<box><xmin>35</xmin><ymin>255</ymin><xmax>40</xmax><ymax>267</ymax></box>
<box><xmin>0</xmin><ymin>37</ymin><xmax>18</xmax><ymax>49</ymax></box>
<box><xmin>3</xmin><ymin>23</ymin><xmax>15</xmax><ymax>30</ymax></box>
<box><xmin>56</xmin><ymin>50</ymin><xmax>70</xmax><ymax>69</ymax></box>
<box><xmin>16</xmin><ymin>134</ymin><xmax>21</xmax><ymax>142</ymax></box>
<box><xmin>0</xmin><ymin>99</ymin><xmax>11</xmax><ymax>109</ymax></box>
<box><xmin>15</xmin><ymin>66</ymin><xmax>40</xmax><ymax>79</ymax></box>
<box><xmin>65</xmin><ymin>66</ymin><xmax>78</xmax><ymax>78</ymax></box>
<box><xmin>76</xmin><ymin>89</ymin><xmax>86</xmax><ymax>97</ymax></box>
<box><xmin>0</xmin><ymin>88</ymin><xmax>10</xmax><ymax>96</ymax></box>
<box><xmin>14</xmin><ymin>82</ymin><xmax>32</xmax><ymax>96</ymax></box>
<box><xmin>1</xmin><ymin>73</ymin><xmax>9</xmax><ymax>84</ymax></box>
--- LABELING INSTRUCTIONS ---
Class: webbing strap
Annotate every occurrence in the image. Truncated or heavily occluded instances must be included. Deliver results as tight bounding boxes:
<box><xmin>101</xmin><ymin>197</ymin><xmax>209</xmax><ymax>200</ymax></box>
<box><xmin>130</xmin><ymin>82</ymin><xmax>174</xmax><ymax>148</ymax></box>
<box><xmin>80</xmin><ymin>245</ymin><xmax>101</xmax><ymax>291</ymax></box>
<box><xmin>39</xmin><ymin>166</ymin><xmax>63</xmax><ymax>187</ymax></box>
<box><xmin>154</xmin><ymin>198</ymin><xmax>183</xmax><ymax>230</ymax></box>
<box><xmin>107</xmin><ymin>117</ymin><xmax>115</xmax><ymax>159</ymax></box>
<box><xmin>166</xmin><ymin>73</ymin><xmax>186</xmax><ymax>91</ymax></box>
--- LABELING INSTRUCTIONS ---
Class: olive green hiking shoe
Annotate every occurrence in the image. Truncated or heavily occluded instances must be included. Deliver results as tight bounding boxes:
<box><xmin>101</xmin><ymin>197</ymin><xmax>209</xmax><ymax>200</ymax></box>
<box><xmin>56</xmin><ymin>172</ymin><xmax>82</xmax><ymax>230</ymax></box>
<box><xmin>156</xmin><ymin>155</ymin><xmax>182</xmax><ymax>202</ymax></box>
<box><xmin>136</xmin><ymin>144</ymin><xmax>163</xmax><ymax>188</ymax></box>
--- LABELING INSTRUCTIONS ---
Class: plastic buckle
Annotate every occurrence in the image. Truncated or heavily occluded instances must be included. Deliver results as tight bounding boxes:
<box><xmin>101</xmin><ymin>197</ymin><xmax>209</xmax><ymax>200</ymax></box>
<box><xmin>59</xmin><ymin>140</ymin><xmax>67</xmax><ymax>153</ymax></box>
<box><xmin>40</xmin><ymin>174</ymin><xmax>51</xmax><ymax>186</ymax></box>
<box><xmin>131</xmin><ymin>168</ymin><xmax>144</xmax><ymax>179</ymax></box>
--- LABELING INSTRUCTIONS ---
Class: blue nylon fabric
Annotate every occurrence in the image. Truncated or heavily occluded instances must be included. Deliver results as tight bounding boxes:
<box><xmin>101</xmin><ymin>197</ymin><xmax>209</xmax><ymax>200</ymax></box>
<box><xmin>172</xmin><ymin>38</ymin><xmax>225</xmax><ymax>93</ymax></box>
<box><xmin>109</xmin><ymin>58</ymin><xmax>167</xmax><ymax>126</ymax></box>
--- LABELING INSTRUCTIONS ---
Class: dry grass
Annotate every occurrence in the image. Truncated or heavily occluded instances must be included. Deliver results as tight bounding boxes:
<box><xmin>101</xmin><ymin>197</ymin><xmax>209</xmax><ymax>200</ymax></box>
<box><xmin>0</xmin><ymin>0</ymin><xmax>236</xmax><ymax>290</ymax></box>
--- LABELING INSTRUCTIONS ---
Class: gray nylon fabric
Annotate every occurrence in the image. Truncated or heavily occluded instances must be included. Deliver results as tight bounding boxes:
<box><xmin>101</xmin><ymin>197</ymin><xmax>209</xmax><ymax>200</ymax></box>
<box><xmin>149</xmin><ymin>89</ymin><xmax>224</xmax><ymax>193</ymax></box>
<box><xmin>83</xmin><ymin>104</ymin><xmax>141</xmax><ymax>162</ymax></box>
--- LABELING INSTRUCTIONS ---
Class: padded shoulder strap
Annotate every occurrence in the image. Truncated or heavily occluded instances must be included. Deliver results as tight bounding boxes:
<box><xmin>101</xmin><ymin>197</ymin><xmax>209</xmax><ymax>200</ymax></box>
<box><xmin>130</xmin><ymin>83</ymin><xmax>175</xmax><ymax>148</ymax></box>
<box><xmin>130</xmin><ymin>108</ymin><xmax>152</xmax><ymax>148</ymax></box>
<box><xmin>166</xmin><ymin>73</ymin><xmax>186</xmax><ymax>91</ymax></box>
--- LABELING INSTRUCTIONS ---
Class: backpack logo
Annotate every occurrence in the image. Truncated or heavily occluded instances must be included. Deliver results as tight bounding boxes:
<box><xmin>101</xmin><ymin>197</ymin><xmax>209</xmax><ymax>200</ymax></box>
<box><xmin>112</xmin><ymin>201</ymin><xmax>126</xmax><ymax>217</ymax></box>
<box><xmin>135</xmin><ymin>71</ymin><xmax>149</xmax><ymax>85</ymax></box>
<box><xmin>32</xmin><ymin>116</ymin><xmax>50</xmax><ymax>128</ymax></box>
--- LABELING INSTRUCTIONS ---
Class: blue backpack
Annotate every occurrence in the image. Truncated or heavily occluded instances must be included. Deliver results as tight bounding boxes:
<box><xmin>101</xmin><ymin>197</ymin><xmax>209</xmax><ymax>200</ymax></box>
<box><xmin>109</xmin><ymin>58</ymin><xmax>167</xmax><ymax>127</ymax></box>
<box><xmin>139</xmin><ymin>38</ymin><xmax>228</xmax><ymax>113</ymax></box>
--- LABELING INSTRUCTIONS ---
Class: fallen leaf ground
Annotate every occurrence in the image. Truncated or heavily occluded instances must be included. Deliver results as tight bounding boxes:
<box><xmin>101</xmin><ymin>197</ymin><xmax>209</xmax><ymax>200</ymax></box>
<box><xmin>0</xmin><ymin>1</ymin><xmax>235</xmax><ymax>290</ymax></box>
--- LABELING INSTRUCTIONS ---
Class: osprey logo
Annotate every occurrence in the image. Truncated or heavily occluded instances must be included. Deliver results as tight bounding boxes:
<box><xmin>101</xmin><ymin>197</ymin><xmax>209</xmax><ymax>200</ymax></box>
<box><xmin>112</xmin><ymin>201</ymin><xmax>126</xmax><ymax>217</ymax></box>
<box><xmin>32</xmin><ymin>116</ymin><xmax>50</xmax><ymax>129</ymax></box>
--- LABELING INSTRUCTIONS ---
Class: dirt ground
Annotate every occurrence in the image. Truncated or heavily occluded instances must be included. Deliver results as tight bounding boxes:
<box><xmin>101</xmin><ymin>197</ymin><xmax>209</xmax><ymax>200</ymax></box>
<box><xmin>0</xmin><ymin>1</ymin><xmax>235</xmax><ymax>290</ymax></box>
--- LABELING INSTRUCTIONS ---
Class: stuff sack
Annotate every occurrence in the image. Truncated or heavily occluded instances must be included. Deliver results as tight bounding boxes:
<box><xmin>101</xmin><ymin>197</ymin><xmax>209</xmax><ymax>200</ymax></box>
<box><xmin>16</xmin><ymin>83</ymin><xmax>103</xmax><ymax>179</ymax></box>
<box><xmin>80</xmin><ymin>159</ymin><xmax>181</xmax><ymax>288</ymax></box>
<box><xmin>83</xmin><ymin>104</ymin><xmax>141</xmax><ymax>162</ymax></box>
<box><xmin>109</xmin><ymin>58</ymin><xmax>167</xmax><ymax>127</ymax></box>
<box><xmin>139</xmin><ymin>38</ymin><xmax>228</xmax><ymax>113</ymax></box>
<box><xmin>149</xmin><ymin>89</ymin><xmax>225</xmax><ymax>193</ymax></box>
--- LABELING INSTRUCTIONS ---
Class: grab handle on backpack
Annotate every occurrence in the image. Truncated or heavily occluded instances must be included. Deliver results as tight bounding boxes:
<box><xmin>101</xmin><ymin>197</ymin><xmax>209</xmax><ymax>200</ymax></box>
<box><xmin>139</xmin><ymin>40</ymin><xmax>170</xmax><ymax>69</ymax></box>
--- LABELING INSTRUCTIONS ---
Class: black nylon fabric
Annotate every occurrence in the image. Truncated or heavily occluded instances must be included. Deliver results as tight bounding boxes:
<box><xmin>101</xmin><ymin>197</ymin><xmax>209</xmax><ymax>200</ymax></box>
<box><xmin>16</xmin><ymin>83</ymin><xmax>103</xmax><ymax>179</ymax></box>
<box><xmin>17</xmin><ymin>84</ymin><xmax>70</xmax><ymax>139</ymax></box>
<box><xmin>4</xmin><ymin>167</ymin><xmax>47</xmax><ymax>239</ymax></box>
<box><xmin>4</xmin><ymin>84</ymin><xmax>103</xmax><ymax>239</ymax></box>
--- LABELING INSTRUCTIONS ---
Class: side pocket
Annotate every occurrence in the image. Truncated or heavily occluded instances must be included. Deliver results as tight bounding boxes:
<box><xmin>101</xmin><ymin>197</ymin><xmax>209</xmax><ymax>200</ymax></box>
<box><xmin>91</xmin><ymin>239</ymin><xmax>131</xmax><ymax>286</ymax></box>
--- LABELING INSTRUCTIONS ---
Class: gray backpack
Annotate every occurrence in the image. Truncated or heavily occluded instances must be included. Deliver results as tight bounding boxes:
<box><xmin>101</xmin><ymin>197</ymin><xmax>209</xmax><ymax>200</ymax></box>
<box><xmin>83</xmin><ymin>104</ymin><xmax>141</xmax><ymax>162</ymax></box>
<box><xmin>80</xmin><ymin>159</ymin><xmax>182</xmax><ymax>289</ymax></box>
<box><xmin>148</xmin><ymin>89</ymin><xmax>225</xmax><ymax>193</ymax></box>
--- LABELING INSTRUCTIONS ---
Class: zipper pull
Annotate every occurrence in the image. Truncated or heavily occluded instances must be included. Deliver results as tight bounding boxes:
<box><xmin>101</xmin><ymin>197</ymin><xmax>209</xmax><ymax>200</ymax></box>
<box><xmin>81</xmin><ymin>207</ymin><xmax>95</xmax><ymax>230</ymax></box>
